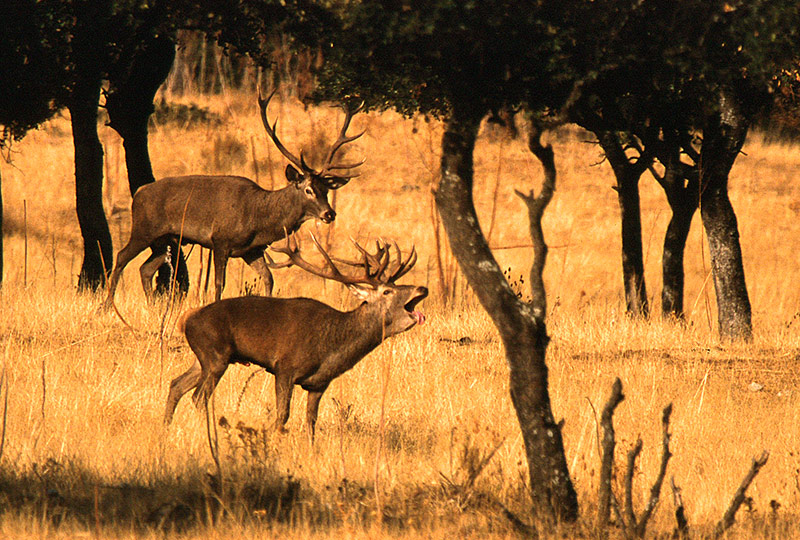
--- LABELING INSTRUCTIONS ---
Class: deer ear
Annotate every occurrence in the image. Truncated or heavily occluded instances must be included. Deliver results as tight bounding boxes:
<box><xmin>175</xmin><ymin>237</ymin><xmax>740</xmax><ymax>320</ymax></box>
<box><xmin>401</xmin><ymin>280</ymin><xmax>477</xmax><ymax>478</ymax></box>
<box><xmin>285</xmin><ymin>164</ymin><xmax>304</xmax><ymax>186</ymax></box>
<box><xmin>347</xmin><ymin>285</ymin><xmax>373</xmax><ymax>302</ymax></box>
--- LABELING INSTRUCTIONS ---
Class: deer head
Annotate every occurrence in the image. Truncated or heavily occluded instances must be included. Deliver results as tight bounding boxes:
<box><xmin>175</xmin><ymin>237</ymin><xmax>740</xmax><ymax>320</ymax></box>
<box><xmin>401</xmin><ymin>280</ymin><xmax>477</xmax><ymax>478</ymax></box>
<box><xmin>258</xmin><ymin>91</ymin><xmax>365</xmax><ymax>224</ymax></box>
<box><xmin>269</xmin><ymin>233</ymin><xmax>427</xmax><ymax>337</ymax></box>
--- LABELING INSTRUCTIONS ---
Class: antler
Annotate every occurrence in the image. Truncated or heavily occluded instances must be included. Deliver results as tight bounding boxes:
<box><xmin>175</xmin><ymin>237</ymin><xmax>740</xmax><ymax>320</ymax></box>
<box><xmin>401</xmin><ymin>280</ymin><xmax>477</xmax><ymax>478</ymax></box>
<box><xmin>268</xmin><ymin>232</ymin><xmax>378</xmax><ymax>286</ymax></box>
<box><xmin>268</xmin><ymin>233</ymin><xmax>417</xmax><ymax>286</ymax></box>
<box><xmin>386</xmin><ymin>242</ymin><xmax>418</xmax><ymax>283</ymax></box>
<box><xmin>258</xmin><ymin>90</ymin><xmax>310</xmax><ymax>173</ymax></box>
<box><xmin>317</xmin><ymin>101</ymin><xmax>366</xmax><ymax>187</ymax></box>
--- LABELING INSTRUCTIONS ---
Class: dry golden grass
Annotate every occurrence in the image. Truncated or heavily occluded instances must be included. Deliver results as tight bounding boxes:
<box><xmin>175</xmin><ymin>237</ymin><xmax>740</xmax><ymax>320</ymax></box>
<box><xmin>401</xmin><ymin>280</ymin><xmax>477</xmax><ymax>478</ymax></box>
<box><xmin>1</xmin><ymin>90</ymin><xmax>800</xmax><ymax>538</ymax></box>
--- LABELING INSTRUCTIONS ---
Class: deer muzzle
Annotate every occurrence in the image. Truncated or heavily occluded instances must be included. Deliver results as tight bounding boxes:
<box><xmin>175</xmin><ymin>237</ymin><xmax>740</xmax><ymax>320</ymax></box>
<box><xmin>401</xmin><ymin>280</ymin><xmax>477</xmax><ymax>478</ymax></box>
<box><xmin>405</xmin><ymin>286</ymin><xmax>428</xmax><ymax>326</ymax></box>
<box><xmin>320</xmin><ymin>209</ymin><xmax>336</xmax><ymax>223</ymax></box>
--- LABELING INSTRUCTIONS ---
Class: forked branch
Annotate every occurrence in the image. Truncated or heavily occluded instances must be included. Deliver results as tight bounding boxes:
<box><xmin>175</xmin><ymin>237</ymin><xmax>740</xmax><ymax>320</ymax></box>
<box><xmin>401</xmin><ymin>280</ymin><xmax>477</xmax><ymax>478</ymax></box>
<box><xmin>515</xmin><ymin>123</ymin><xmax>556</xmax><ymax>322</ymax></box>
<box><xmin>597</xmin><ymin>378</ymin><xmax>673</xmax><ymax>539</ymax></box>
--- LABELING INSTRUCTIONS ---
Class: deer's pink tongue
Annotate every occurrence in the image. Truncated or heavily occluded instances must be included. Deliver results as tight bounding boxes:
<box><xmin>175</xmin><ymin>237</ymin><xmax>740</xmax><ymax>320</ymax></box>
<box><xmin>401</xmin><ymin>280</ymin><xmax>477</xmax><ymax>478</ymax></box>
<box><xmin>413</xmin><ymin>311</ymin><xmax>426</xmax><ymax>325</ymax></box>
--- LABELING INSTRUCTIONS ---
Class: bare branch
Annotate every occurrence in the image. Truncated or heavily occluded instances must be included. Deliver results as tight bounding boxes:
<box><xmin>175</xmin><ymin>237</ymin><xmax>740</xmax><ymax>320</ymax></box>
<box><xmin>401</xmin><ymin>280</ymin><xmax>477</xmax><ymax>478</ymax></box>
<box><xmin>515</xmin><ymin>122</ymin><xmax>556</xmax><ymax>323</ymax></box>
<box><xmin>599</xmin><ymin>378</ymin><xmax>625</xmax><ymax>529</ymax></box>
<box><xmin>634</xmin><ymin>403</ymin><xmax>673</xmax><ymax>537</ymax></box>
<box><xmin>713</xmin><ymin>451</ymin><xmax>770</xmax><ymax>538</ymax></box>
<box><xmin>671</xmin><ymin>476</ymin><xmax>689</xmax><ymax>538</ymax></box>
<box><xmin>624</xmin><ymin>437</ymin><xmax>643</xmax><ymax>533</ymax></box>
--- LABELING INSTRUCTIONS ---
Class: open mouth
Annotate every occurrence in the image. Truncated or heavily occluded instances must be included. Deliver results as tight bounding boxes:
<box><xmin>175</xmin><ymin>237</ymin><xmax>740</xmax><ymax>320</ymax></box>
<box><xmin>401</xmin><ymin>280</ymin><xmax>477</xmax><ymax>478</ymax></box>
<box><xmin>404</xmin><ymin>289</ymin><xmax>428</xmax><ymax>325</ymax></box>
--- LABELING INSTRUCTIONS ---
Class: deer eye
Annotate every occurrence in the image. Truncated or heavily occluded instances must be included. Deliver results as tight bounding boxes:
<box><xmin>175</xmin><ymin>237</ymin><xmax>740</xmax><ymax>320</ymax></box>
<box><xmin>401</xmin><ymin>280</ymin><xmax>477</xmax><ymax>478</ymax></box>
<box><xmin>305</xmin><ymin>187</ymin><xmax>314</xmax><ymax>196</ymax></box>
<box><xmin>383</xmin><ymin>289</ymin><xmax>392</xmax><ymax>296</ymax></box>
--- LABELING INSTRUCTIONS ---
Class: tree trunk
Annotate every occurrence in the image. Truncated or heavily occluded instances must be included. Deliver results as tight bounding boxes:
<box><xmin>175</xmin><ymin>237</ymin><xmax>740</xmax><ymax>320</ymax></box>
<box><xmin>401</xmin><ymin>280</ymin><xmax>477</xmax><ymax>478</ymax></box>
<box><xmin>70</xmin><ymin>79</ymin><xmax>112</xmax><ymax>291</ymax></box>
<box><xmin>661</xmin><ymin>206</ymin><xmax>695</xmax><ymax>317</ymax></box>
<box><xmin>659</xmin><ymin>151</ymin><xmax>699</xmax><ymax>319</ymax></box>
<box><xmin>0</xmin><ymin>166</ymin><xmax>3</xmax><ymax>288</ymax></box>
<box><xmin>699</xmin><ymin>91</ymin><xmax>752</xmax><ymax>340</ymax></box>
<box><xmin>434</xmin><ymin>109</ymin><xmax>578</xmax><ymax>523</ymax></box>
<box><xmin>106</xmin><ymin>34</ymin><xmax>189</xmax><ymax>295</ymax></box>
<box><xmin>598</xmin><ymin>132</ymin><xmax>649</xmax><ymax>318</ymax></box>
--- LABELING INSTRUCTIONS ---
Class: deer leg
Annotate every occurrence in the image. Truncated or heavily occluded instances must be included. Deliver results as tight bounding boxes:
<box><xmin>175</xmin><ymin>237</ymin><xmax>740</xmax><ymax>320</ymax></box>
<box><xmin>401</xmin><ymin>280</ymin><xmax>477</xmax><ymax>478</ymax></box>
<box><xmin>212</xmin><ymin>248</ymin><xmax>230</xmax><ymax>302</ymax></box>
<box><xmin>305</xmin><ymin>386</ymin><xmax>328</xmax><ymax>442</ymax></box>
<box><xmin>274</xmin><ymin>372</ymin><xmax>295</xmax><ymax>433</ymax></box>
<box><xmin>243</xmin><ymin>250</ymin><xmax>274</xmax><ymax>296</ymax></box>
<box><xmin>191</xmin><ymin>355</ymin><xmax>229</xmax><ymax>411</ymax></box>
<box><xmin>139</xmin><ymin>241</ymin><xmax>170</xmax><ymax>300</ymax></box>
<box><xmin>102</xmin><ymin>238</ymin><xmax>150</xmax><ymax>309</ymax></box>
<box><xmin>164</xmin><ymin>359</ymin><xmax>202</xmax><ymax>424</ymax></box>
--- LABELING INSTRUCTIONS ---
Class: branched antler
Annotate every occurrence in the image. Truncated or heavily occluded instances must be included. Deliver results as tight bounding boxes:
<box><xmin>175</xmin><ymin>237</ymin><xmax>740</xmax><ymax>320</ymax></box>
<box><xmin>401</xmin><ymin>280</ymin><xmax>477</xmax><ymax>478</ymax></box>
<box><xmin>258</xmin><ymin>90</ymin><xmax>365</xmax><ymax>187</ymax></box>
<box><xmin>267</xmin><ymin>232</ymin><xmax>416</xmax><ymax>287</ymax></box>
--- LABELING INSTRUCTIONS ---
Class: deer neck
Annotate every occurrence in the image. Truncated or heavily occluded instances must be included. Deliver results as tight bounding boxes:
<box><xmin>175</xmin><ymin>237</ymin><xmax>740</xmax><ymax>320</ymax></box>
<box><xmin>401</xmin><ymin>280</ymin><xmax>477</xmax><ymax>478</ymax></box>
<box><xmin>325</xmin><ymin>303</ymin><xmax>390</xmax><ymax>373</ymax></box>
<box><xmin>259</xmin><ymin>185</ymin><xmax>310</xmax><ymax>236</ymax></box>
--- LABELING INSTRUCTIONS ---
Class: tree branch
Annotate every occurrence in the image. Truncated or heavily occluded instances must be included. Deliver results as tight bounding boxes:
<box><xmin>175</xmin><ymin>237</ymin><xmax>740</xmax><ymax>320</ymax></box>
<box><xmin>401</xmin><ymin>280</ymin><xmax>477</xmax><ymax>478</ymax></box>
<box><xmin>598</xmin><ymin>377</ymin><xmax>625</xmax><ymax>529</ymax></box>
<box><xmin>624</xmin><ymin>437</ymin><xmax>643</xmax><ymax>534</ymax></box>
<box><xmin>515</xmin><ymin>122</ymin><xmax>556</xmax><ymax>323</ymax></box>
<box><xmin>634</xmin><ymin>404</ymin><xmax>673</xmax><ymax>537</ymax></box>
<box><xmin>671</xmin><ymin>476</ymin><xmax>689</xmax><ymax>538</ymax></box>
<box><xmin>713</xmin><ymin>451</ymin><xmax>769</xmax><ymax>538</ymax></box>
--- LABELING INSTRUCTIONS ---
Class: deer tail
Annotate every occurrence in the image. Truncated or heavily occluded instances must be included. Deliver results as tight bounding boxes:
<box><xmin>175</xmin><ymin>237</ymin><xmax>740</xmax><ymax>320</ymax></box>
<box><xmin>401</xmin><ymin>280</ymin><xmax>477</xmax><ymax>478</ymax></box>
<box><xmin>176</xmin><ymin>307</ymin><xmax>201</xmax><ymax>334</ymax></box>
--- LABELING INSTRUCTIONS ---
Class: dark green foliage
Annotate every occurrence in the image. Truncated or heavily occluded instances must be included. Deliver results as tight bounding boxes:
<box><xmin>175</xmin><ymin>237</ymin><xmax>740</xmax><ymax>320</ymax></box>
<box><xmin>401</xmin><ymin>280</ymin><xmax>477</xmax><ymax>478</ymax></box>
<box><xmin>0</xmin><ymin>0</ymin><xmax>70</xmax><ymax>145</ymax></box>
<box><xmin>313</xmin><ymin>1</ymin><xmax>583</xmax><ymax>118</ymax></box>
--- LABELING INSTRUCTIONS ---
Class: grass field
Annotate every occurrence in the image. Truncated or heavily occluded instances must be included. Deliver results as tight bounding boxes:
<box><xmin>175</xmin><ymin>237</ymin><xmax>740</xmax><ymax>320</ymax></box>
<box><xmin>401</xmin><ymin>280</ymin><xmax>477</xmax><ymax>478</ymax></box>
<box><xmin>1</xmin><ymin>90</ymin><xmax>800</xmax><ymax>538</ymax></box>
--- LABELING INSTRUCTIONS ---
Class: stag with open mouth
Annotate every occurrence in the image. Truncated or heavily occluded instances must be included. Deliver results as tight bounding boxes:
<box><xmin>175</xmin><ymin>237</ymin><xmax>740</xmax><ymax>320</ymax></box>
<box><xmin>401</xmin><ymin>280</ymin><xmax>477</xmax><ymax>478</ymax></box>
<box><xmin>164</xmin><ymin>233</ymin><xmax>427</xmax><ymax>440</ymax></box>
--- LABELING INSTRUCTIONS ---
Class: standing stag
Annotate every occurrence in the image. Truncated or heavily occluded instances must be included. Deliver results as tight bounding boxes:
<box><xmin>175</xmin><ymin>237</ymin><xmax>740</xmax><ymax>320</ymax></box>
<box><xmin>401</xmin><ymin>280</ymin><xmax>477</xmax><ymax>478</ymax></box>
<box><xmin>102</xmin><ymin>92</ymin><xmax>364</xmax><ymax>309</ymax></box>
<box><xmin>164</xmin><ymin>234</ymin><xmax>428</xmax><ymax>438</ymax></box>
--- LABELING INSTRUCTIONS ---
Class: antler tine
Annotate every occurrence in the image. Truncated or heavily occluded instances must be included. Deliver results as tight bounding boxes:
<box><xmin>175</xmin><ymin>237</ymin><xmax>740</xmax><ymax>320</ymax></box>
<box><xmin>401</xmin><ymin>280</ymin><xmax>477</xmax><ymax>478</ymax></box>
<box><xmin>351</xmin><ymin>239</ymin><xmax>392</xmax><ymax>282</ymax></box>
<box><xmin>319</xmin><ymin>100</ymin><xmax>366</xmax><ymax>180</ymax></box>
<box><xmin>388</xmin><ymin>244</ymin><xmax>418</xmax><ymax>283</ymax></box>
<box><xmin>269</xmin><ymin>231</ymin><xmax>374</xmax><ymax>286</ymax></box>
<box><xmin>258</xmin><ymin>90</ymin><xmax>304</xmax><ymax>171</ymax></box>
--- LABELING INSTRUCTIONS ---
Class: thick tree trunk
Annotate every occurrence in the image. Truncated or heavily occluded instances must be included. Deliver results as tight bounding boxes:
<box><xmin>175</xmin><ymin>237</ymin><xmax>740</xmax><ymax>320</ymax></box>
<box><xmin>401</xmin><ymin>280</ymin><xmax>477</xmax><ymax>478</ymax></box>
<box><xmin>598</xmin><ymin>132</ymin><xmax>649</xmax><ymax>317</ymax></box>
<box><xmin>434</xmin><ymin>109</ymin><xmax>578</xmax><ymax>523</ymax></box>
<box><xmin>699</xmin><ymin>91</ymin><xmax>752</xmax><ymax>340</ymax></box>
<box><xmin>70</xmin><ymin>80</ymin><xmax>112</xmax><ymax>291</ymax></box>
<box><xmin>106</xmin><ymin>34</ymin><xmax>189</xmax><ymax>295</ymax></box>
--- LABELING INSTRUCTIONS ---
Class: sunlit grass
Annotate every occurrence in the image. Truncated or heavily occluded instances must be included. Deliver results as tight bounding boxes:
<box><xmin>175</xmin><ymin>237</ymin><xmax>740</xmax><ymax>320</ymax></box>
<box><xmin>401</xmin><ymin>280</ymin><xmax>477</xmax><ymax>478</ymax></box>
<box><xmin>1</xmin><ymin>90</ymin><xmax>800</xmax><ymax>538</ymax></box>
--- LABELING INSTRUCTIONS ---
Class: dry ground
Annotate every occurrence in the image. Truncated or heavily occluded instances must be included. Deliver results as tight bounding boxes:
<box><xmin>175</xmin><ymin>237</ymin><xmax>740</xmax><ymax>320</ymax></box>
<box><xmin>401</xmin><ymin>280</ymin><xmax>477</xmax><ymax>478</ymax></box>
<box><xmin>1</xmin><ymin>90</ymin><xmax>800</xmax><ymax>538</ymax></box>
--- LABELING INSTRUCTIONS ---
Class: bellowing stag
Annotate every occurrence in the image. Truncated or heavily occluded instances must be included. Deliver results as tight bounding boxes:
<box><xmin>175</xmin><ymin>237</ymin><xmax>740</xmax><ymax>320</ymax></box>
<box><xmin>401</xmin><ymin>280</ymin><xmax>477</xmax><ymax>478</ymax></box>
<box><xmin>164</xmin><ymin>234</ymin><xmax>427</xmax><ymax>439</ymax></box>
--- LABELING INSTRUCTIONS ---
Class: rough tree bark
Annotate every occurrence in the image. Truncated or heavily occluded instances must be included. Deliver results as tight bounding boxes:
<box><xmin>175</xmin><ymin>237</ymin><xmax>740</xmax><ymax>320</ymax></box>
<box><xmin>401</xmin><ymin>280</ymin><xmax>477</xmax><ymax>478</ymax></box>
<box><xmin>699</xmin><ymin>90</ymin><xmax>752</xmax><ymax>340</ymax></box>
<box><xmin>70</xmin><ymin>78</ymin><xmax>113</xmax><ymax>291</ymax></box>
<box><xmin>598</xmin><ymin>131</ymin><xmax>650</xmax><ymax>318</ymax></box>
<box><xmin>434</xmin><ymin>108</ymin><xmax>578</xmax><ymax>523</ymax></box>
<box><xmin>106</xmin><ymin>33</ymin><xmax>189</xmax><ymax>295</ymax></box>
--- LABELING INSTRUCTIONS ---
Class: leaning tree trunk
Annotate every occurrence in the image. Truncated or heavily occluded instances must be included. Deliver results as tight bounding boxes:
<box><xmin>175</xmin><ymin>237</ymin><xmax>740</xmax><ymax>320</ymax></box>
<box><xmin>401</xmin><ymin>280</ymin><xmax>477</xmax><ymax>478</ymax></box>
<box><xmin>434</xmin><ymin>108</ymin><xmax>578</xmax><ymax>523</ymax></box>
<box><xmin>598</xmin><ymin>132</ymin><xmax>649</xmax><ymax>318</ymax></box>
<box><xmin>106</xmin><ymin>34</ymin><xmax>189</xmax><ymax>295</ymax></box>
<box><xmin>699</xmin><ymin>90</ymin><xmax>752</xmax><ymax>341</ymax></box>
<box><xmin>70</xmin><ymin>78</ymin><xmax>113</xmax><ymax>291</ymax></box>
<box><xmin>659</xmin><ymin>149</ymin><xmax>699</xmax><ymax>319</ymax></box>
